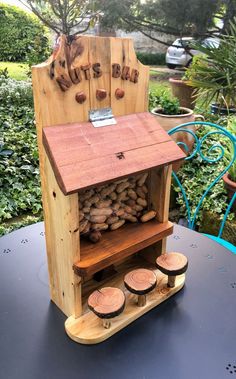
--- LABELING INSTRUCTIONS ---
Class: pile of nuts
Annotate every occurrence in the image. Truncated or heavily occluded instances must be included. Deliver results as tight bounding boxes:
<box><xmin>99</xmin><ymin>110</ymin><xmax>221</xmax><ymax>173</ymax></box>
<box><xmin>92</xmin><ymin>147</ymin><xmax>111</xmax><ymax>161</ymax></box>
<box><xmin>79</xmin><ymin>173</ymin><xmax>156</xmax><ymax>243</ymax></box>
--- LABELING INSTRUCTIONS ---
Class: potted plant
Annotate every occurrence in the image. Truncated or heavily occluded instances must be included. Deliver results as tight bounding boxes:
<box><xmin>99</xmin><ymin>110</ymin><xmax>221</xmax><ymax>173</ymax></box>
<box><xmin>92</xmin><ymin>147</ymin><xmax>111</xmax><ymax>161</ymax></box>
<box><xmin>186</xmin><ymin>21</ymin><xmax>236</xmax><ymax>114</ymax></box>
<box><xmin>150</xmin><ymin>91</ymin><xmax>203</xmax><ymax>131</ymax></box>
<box><xmin>223</xmin><ymin>117</ymin><xmax>236</xmax><ymax>212</ymax></box>
<box><xmin>168</xmin><ymin>55</ymin><xmax>202</xmax><ymax>109</ymax></box>
<box><xmin>169</xmin><ymin>75</ymin><xmax>195</xmax><ymax>109</ymax></box>
<box><xmin>150</xmin><ymin>92</ymin><xmax>204</xmax><ymax>162</ymax></box>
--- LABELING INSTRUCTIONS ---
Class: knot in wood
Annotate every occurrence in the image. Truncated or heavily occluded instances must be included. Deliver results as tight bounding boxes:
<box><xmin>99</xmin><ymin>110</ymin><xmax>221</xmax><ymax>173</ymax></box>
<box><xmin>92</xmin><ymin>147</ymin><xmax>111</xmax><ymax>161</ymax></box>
<box><xmin>75</xmin><ymin>91</ymin><xmax>86</xmax><ymax>104</ymax></box>
<box><xmin>115</xmin><ymin>88</ymin><xmax>125</xmax><ymax>100</ymax></box>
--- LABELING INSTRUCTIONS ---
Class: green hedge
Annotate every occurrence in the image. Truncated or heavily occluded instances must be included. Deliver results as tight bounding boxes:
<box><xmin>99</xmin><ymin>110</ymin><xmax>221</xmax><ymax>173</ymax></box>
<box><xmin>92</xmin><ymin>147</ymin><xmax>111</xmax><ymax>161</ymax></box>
<box><xmin>0</xmin><ymin>75</ymin><xmax>42</xmax><ymax>235</ymax></box>
<box><xmin>136</xmin><ymin>52</ymin><xmax>165</xmax><ymax>66</ymax></box>
<box><xmin>0</xmin><ymin>3</ymin><xmax>50</xmax><ymax>64</ymax></box>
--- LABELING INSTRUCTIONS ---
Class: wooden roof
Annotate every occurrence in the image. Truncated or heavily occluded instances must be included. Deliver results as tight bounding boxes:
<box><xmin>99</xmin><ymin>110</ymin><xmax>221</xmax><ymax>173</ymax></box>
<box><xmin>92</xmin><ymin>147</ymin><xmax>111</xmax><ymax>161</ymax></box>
<box><xmin>43</xmin><ymin>112</ymin><xmax>185</xmax><ymax>195</ymax></box>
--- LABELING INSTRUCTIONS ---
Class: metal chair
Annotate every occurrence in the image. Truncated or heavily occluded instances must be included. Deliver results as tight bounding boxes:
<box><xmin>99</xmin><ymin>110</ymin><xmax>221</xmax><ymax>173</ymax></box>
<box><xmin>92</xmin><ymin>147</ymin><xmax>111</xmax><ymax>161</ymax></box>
<box><xmin>168</xmin><ymin>121</ymin><xmax>236</xmax><ymax>253</ymax></box>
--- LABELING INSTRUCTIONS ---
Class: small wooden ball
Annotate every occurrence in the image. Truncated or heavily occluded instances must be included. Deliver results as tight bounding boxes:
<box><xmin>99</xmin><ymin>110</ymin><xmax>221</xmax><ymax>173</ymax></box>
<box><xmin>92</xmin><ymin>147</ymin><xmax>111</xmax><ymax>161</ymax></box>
<box><xmin>96</xmin><ymin>89</ymin><xmax>107</xmax><ymax>101</ymax></box>
<box><xmin>115</xmin><ymin>88</ymin><xmax>125</xmax><ymax>99</ymax></box>
<box><xmin>75</xmin><ymin>91</ymin><xmax>86</xmax><ymax>104</ymax></box>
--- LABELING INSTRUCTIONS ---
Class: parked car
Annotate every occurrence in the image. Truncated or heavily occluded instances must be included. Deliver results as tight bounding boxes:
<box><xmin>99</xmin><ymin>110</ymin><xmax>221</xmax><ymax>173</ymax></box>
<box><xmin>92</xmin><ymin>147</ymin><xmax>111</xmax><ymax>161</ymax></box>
<box><xmin>165</xmin><ymin>37</ymin><xmax>219</xmax><ymax>69</ymax></box>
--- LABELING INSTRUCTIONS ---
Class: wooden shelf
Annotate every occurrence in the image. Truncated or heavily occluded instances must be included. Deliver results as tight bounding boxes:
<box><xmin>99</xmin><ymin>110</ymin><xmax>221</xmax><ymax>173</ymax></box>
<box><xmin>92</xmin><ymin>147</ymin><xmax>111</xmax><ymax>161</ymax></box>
<box><xmin>73</xmin><ymin>220</ymin><xmax>173</xmax><ymax>278</ymax></box>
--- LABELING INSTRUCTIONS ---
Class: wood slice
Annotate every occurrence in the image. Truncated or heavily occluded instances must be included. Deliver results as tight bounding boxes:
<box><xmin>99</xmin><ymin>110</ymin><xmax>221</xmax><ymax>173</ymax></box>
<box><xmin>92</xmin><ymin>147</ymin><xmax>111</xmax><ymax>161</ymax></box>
<box><xmin>124</xmin><ymin>268</ymin><xmax>157</xmax><ymax>295</ymax></box>
<box><xmin>156</xmin><ymin>252</ymin><xmax>188</xmax><ymax>276</ymax></box>
<box><xmin>88</xmin><ymin>287</ymin><xmax>125</xmax><ymax>319</ymax></box>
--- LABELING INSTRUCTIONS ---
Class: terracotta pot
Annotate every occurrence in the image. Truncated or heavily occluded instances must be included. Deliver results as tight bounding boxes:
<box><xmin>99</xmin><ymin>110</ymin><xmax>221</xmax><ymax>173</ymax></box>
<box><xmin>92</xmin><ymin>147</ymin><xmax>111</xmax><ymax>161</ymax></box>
<box><xmin>151</xmin><ymin>107</ymin><xmax>204</xmax><ymax>172</ymax></box>
<box><xmin>151</xmin><ymin>107</ymin><xmax>203</xmax><ymax>149</ymax></box>
<box><xmin>223</xmin><ymin>172</ymin><xmax>236</xmax><ymax>213</ymax></box>
<box><xmin>169</xmin><ymin>78</ymin><xmax>195</xmax><ymax>109</ymax></box>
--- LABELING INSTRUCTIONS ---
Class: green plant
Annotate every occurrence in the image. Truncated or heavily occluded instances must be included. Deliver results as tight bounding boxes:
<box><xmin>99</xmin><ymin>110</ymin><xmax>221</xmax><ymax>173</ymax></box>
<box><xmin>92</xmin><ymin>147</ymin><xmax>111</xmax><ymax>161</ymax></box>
<box><xmin>136</xmin><ymin>52</ymin><xmax>165</xmax><ymax>66</ymax></box>
<box><xmin>19</xmin><ymin>0</ymin><xmax>98</xmax><ymax>36</ymax></box>
<box><xmin>0</xmin><ymin>75</ymin><xmax>33</xmax><ymax>107</ymax></box>
<box><xmin>225</xmin><ymin>116</ymin><xmax>236</xmax><ymax>181</ymax></box>
<box><xmin>0</xmin><ymin>3</ymin><xmax>50</xmax><ymax>64</ymax></box>
<box><xmin>149</xmin><ymin>88</ymin><xmax>180</xmax><ymax>115</ymax></box>
<box><xmin>0</xmin><ymin>67</ymin><xmax>9</xmax><ymax>79</ymax></box>
<box><xmin>173</xmin><ymin>124</ymin><xmax>235</xmax><ymax>225</ymax></box>
<box><xmin>182</xmin><ymin>55</ymin><xmax>202</xmax><ymax>81</ymax></box>
<box><xmin>186</xmin><ymin>20</ymin><xmax>236</xmax><ymax>108</ymax></box>
<box><xmin>0</xmin><ymin>139</ymin><xmax>13</xmax><ymax>159</ymax></box>
<box><xmin>158</xmin><ymin>94</ymin><xmax>180</xmax><ymax>115</ymax></box>
<box><xmin>0</xmin><ymin>77</ymin><xmax>42</xmax><ymax>232</ymax></box>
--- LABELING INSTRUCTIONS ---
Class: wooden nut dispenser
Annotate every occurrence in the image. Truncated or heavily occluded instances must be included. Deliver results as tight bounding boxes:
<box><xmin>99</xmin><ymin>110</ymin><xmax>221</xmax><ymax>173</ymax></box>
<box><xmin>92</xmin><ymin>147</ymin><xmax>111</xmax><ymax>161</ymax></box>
<box><xmin>32</xmin><ymin>35</ymin><xmax>186</xmax><ymax>344</ymax></box>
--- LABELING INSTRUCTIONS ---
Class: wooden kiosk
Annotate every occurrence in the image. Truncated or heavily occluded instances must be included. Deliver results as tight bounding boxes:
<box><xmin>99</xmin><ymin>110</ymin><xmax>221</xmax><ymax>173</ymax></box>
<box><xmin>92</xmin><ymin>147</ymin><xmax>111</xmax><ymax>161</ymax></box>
<box><xmin>32</xmin><ymin>35</ymin><xmax>186</xmax><ymax>344</ymax></box>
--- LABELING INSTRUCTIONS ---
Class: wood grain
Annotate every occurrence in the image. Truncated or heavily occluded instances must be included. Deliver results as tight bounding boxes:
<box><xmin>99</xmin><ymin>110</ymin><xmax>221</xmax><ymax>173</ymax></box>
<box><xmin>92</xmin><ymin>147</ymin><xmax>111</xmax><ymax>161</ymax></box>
<box><xmin>65</xmin><ymin>265</ymin><xmax>186</xmax><ymax>344</ymax></box>
<box><xmin>43</xmin><ymin>112</ymin><xmax>185</xmax><ymax>194</ymax></box>
<box><xmin>42</xmin><ymin>153</ymin><xmax>81</xmax><ymax>317</ymax></box>
<box><xmin>140</xmin><ymin>164</ymin><xmax>173</xmax><ymax>265</ymax></box>
<box><xmin>88</xmin><ymin>287</ymin><xmax>125</xmax><ymax>318</ymax></box>
<box><xmin>31</xmin><ymin>35</ymin><xmax>176</xmax><ymax>325</ymax></box>
<box><xmin>89</xmin><ymin>37</ymin><xmax>111</xmax><ymax>109</ymax></box>
<box><xmin>156</xmin><ymin>252</ymin><xmax>188</xmax><ymax>276</ymax></box>
<box><xmin>110</xmin><ymin>38</ymin><xmax>149</xmax><ymax>116</ymax></box>
<box><xmin>73</xmin><ymin>220</ymin><xmax>173</xmax><ymax>278</ymax></box>
<box><xmin>124</xmin><ymin>268</ymin><xmax>157</xmax><ymax>295</ymax></box>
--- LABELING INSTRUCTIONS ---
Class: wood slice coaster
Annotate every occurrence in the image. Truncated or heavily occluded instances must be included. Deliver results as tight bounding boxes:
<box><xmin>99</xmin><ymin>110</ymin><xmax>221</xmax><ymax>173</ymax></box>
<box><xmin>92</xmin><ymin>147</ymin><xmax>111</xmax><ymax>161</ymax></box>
<box><xmin>124</xmin><ymin>268</ymin><xmax>157</xmax><ymax>295</ymax></box>
<box><xmin>156</xmin><ymin>252</ymin><xmax>188</xmax><ymax>276</ymax></box>
<box><xmin>88</xmin><ymin>287</ymin><xmax>125</xmax><ymax>319</ymax></box>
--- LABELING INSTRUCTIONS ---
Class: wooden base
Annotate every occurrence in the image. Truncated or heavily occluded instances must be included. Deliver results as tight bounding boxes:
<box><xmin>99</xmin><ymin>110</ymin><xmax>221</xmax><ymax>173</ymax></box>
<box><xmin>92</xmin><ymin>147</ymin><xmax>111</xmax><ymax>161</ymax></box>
<box><xmin>65</xmin><ymin>264</ymin><xmax>185</xmax><ymax>344</ymax></box>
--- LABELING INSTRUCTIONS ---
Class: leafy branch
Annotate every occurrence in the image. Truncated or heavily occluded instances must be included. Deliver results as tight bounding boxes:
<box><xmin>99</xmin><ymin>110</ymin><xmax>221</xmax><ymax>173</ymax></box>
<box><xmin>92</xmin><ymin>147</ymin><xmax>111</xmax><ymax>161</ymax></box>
<box><xmin>18</xmin><ymin>0</ymin><xmax>100</xmax><ymax>36</ymax></box>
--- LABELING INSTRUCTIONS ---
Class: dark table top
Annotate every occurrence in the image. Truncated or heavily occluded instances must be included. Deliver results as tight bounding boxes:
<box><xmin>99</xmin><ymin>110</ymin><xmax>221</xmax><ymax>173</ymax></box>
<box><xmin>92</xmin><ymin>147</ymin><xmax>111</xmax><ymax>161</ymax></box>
<box><xmin>0</xmin><ymin>223</ymin><xmax>235</xmax><ymax>379</ymax></box>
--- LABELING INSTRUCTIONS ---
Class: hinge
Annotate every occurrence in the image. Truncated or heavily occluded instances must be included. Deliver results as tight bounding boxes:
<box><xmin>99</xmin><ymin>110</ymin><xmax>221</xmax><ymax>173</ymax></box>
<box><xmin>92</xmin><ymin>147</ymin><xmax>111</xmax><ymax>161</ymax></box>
<box><xmin>89</xmin><ymin>108</ymin><xmax>117</xmax><ymax>128</ymax></box>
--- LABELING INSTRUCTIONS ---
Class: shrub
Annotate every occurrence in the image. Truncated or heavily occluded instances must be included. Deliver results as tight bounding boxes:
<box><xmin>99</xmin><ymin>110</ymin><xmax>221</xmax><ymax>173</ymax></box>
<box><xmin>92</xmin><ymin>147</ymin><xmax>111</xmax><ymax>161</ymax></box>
<box><xmin>149</xmin><ymin>87</ymin><xmax>180</xmax><ymax>114</ymax></box>
<box><xmin>0</xmin><ymin>76</ymin><xmax>33</xmax><ymax>107</ymax></box>
<box><xmin>137</xmin><ymin>52</ymin><xmax>165</xmax><ymax>66</ymax></box>
<box><xmin>0</xmin><ymin>75</ymin><xmax>42</xmax><ymax>233</ymax></box>
<box><xmin>172</xmin><ymin>123</ymin><xmax>235</xmax><ymax>226</ymax></box>
<box><xmin>0</xmin><ymin>3</ymin><xmax>50</xmax><ymax>64</ymax></box>
<box><xmin>149</xmin><ymin>86</ymin><xmax>170</xmax><ymax>110</ymax></box>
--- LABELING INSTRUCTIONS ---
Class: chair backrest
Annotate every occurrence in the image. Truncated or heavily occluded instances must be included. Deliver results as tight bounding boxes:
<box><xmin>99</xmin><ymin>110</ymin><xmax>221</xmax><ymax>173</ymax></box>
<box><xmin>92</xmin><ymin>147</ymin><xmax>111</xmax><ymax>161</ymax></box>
<box><xmin>168</xmin><ymin>121</ymin><xmax>236</xmax><ymax>238</ymax></box>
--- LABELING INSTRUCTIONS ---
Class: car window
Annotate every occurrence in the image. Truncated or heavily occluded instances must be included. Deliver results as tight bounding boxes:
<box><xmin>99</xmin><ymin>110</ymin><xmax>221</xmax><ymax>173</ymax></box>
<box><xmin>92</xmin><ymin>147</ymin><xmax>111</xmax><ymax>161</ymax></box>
<box><xmin>202</xmin><ymin>38</ymin><xmax>220</xmax><ymax>48</ymax></box>
<box><xmin>174</xmin><ymin>39</ymin><xmax>195</xmax><ymax>48</ymax></box>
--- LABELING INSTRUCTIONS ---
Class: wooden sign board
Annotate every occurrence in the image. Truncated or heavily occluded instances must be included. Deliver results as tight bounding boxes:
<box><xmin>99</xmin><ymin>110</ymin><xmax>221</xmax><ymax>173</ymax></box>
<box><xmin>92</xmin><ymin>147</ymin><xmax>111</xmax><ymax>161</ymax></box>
<box><xmin>32</xmin><ymin>35</ymin><xmax>149</xmax><ymax>136</ymax></box>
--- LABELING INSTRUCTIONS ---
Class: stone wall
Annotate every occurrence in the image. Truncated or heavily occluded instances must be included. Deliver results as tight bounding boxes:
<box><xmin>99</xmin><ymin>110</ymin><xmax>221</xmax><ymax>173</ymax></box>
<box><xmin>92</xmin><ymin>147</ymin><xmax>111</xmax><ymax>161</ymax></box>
<box><xmin>116</xmin><ymin>30</ymin><xmax>175</xmax><ymax>53</ymax></box>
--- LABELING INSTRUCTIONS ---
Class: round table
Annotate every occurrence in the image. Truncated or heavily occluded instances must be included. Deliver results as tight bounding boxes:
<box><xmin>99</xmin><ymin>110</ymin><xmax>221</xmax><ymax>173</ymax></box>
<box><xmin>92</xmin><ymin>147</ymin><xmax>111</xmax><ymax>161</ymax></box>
<box><xmin>0</xmin><ymin>223</ymin><xmax>235</xmax><ymax>379</ymax></box>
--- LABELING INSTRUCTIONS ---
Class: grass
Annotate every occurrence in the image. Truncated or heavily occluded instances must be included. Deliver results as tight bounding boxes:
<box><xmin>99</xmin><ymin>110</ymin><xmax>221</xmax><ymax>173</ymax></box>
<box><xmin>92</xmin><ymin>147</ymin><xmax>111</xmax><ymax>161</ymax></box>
<box><xmin>0</xmin><ymin>62</ymin><xmax>29</xmax><ymax>81</ymax></box>
<box><xmin>149</xmin><ymin>80</ymin><xmax>170</xmax><ymax>92</ymax></box>
<box><xmin>149</xmin><ymin>69</ymin><xmax>171</xmax><ymax>94</ymax></box>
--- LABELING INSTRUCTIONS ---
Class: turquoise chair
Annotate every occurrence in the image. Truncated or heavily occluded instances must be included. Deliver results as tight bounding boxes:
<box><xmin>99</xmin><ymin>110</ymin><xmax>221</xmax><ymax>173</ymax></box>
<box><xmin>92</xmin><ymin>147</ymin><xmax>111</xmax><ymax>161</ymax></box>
<box><xmin>168</xmin><ymin>121</ymin><xmax>236</xmax><ymax>254</ymax></box>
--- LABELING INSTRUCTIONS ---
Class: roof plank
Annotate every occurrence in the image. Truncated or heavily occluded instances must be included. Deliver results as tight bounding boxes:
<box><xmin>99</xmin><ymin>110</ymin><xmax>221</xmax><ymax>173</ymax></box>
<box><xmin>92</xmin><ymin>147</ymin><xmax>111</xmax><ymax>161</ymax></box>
<box><xmin>43</xmin><ymin>112</ymin><xmax>185</xmax><ymax>195</ymax></box>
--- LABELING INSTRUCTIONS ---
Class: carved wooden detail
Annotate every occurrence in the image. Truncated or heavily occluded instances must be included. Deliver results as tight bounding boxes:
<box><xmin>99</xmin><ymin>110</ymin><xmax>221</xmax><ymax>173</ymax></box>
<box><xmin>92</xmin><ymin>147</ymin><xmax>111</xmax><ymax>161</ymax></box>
<box><xmin>75</xmin><ymin>91</ymin><xmax>86</xmax><ymax>104</ymax></box>
<box><xmin>115</xmin><ymin>88</ymin><xmax>125</xmax><ymax>99</ymax></box>
<box><xmin>96</xmin><ymin>89</ymin><xmax>107</xmax><ymax>101</ymax></box>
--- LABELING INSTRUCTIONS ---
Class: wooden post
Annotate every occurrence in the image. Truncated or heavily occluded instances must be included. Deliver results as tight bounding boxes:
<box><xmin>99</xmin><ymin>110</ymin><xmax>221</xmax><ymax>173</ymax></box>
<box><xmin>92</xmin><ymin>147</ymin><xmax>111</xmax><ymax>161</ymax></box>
<box><xmin>141</xmin><ymin>164</ymin><xmax>172</xmax><ymax>264</ymax></box>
